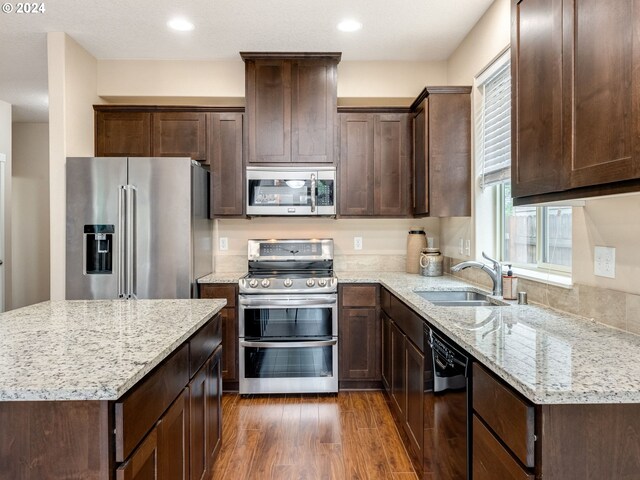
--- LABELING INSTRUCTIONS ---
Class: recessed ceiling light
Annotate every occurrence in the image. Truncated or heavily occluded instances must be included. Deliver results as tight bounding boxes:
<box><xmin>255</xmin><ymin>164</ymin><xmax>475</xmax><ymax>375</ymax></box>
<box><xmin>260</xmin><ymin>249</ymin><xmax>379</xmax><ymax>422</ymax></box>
<box><xmin>167</xmin><ymin>17</ymin><xmax>195</xmax><ymax>31</ymax></box>
<box><xmin>337</xmin><ymin>19</ymin><xmax>362</xmax><ymax>32</ymax></box>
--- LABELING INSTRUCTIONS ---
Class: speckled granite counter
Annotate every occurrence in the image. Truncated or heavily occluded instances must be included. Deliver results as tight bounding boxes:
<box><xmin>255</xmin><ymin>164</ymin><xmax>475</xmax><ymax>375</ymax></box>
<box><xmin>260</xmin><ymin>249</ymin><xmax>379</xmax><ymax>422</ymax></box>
<box><xmin>0</xmin><ymin>299</ymin><xmax>226</xmax><ymax>401</ymax></box>
<box><xmin>198</xmin><ymin>272</ymin><xmax>245</xmax><ymax>283</ymax></box>
<box><xmin>200</xmin><ymin>270</ymin><xmax>640</xmax><ymax>404</ymax></box>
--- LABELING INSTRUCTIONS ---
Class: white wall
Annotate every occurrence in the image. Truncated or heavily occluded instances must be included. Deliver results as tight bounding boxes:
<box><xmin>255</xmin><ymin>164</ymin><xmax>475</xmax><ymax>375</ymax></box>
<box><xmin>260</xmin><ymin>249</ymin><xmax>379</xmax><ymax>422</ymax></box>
<box><xmin>0</xmin><ymin>100</ymin><xmax>12</xmax><ymax>311</ymax></box>
<box><xmin>96</xmin><ymin>59</ymin><xmax>448</xmax><ymax>104</ymax></box>
<box><xmin>11</xmin><ymin>123</ymin><xmax>50</xmax><ymax>308</ymax></box>
<box><xmin>48</xmin><ymin>32</ymin><xmax>102</xmax><ymax>300</ymax></box>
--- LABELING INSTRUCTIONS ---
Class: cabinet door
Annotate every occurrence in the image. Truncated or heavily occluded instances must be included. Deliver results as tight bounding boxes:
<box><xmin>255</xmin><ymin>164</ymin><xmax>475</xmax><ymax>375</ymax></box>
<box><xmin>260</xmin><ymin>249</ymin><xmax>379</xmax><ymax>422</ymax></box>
<box><xmin>511</xmin><ymin>0</ymin><xmax>566</xmax><ymax>197</ymax></box>
<box><xmin>291</xmin><ymin>60</ymin><xmax>337</xmax><ymax>164</ymax></box>
<box><xmin>246</xmin><ymin>59</ymin><xmax>292</xmax><ymax>163</ymax></box>
<box><xmin>158</xmin><ymin>389</ymin><xmax>189</xmax><ymax>480</ymax></box>
<box><xmin>405</xmin><ymin>339</ymin><xmax>424</xmax><ymax>458</ymax></box>
<box><xmin>220</xmin><ymin>308</ymin><xmax>237</xmax><ymax>382</ymax></box>
<box><xmin>206</xmin><ymin>347</ymin><xmax>223</xmax><ymax>469</ymax></box>
<box><xmin>374</xmin><ymin>114</ymin><xmax>411</xmax><ymax>217</ymax></box>
<box><xmin>390</xmin><ymin>321</ymin><xmax>406</xmax><ymax>418</ymax></box>
<box><xmin>210</xmin><ymin>113</ymin><xmax>244</xmax><ymax>216</ymax></box>
<box><xmin>152</xmin><ymin>112</ymin><xmax>207</xmax><ymax>161</ymax></box>
<box><xmin>116</xmin><ymin>426</ymin><xmax>159</xmax><ymax>480</ymax></box>
<box><xmin>428</xmin><ymin>93</ymin><xmax>471</xmax><ymax>217</ymax></box>
<box><xmin>567</xmin><ymin>0</ymin><xmax>640</xmax><ymax>189</ymax></box>
<box><xmin>413</xmin><ymin>100</ymin><xmax>429</xmax><ymax>216</ymax></box>
<box><xmin>339</xmin><ymin>307</ymin><xmax>380</xmax><ymax>380</ymax></box>
<box><xmin>96</xmin><ymin>112</ymin><xmax>151</xmax><ymax>157</ymax></box>
<box><xmin>189</xmin><ymin>365</ymin><xmax>207</xmax><ymax>480</ymax></box>
<box><xmin>339</xmin><ymin>113</ymin><xmax>374</xmax><ymax>216</ymax></box>
<box><xmin>381</xmin><ymin>312</ymin><xmax>392</xmax><ymax>391</ymax></box>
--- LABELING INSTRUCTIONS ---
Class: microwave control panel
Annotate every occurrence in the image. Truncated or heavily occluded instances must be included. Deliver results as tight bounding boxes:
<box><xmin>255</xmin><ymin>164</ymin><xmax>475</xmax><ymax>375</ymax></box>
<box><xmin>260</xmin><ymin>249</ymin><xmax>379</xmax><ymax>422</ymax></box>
<box><xmin>317</xmin><ymin>180</ymin><xmax>334</xmax><ymax>206</ymax></box>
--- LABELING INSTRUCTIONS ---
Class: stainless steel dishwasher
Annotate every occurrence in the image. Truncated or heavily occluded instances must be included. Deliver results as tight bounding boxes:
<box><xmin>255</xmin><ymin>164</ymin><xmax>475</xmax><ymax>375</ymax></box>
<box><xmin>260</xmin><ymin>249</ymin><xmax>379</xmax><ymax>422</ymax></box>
<box><xmin>423</xmin><ymin>326</ymin><xmax>471</xmax><ymax>480</ymax></box>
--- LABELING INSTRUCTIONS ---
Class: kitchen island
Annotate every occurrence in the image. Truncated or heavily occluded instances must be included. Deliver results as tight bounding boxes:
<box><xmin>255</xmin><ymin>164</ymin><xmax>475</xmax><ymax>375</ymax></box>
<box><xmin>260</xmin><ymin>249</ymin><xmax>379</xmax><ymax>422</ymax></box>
<box><xmin>0</xmin><ymin>299</ymin><xmax>226</xmax><ymax>480</ymax></box>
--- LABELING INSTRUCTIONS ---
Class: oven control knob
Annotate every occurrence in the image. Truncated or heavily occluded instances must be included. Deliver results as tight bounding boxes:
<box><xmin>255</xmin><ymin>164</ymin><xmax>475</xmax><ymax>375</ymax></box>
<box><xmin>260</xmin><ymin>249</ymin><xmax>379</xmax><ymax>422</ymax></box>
<box><xmin>261</xmin><ymin>279</ymin><xmax>271</xmax><ymax>288</ymax></box>
<box><xmin>249</xmin><ymin>279</ymin><xmax>259</xmax><ymax>288</ymax></box>
<box><xmin>318</xmin><ymin>279</ymin><xmax>327</xmax><ymax>287</ymax></box>
<box><xmin>283</xmin><ymin>279</ymin><xmax>293</xmax><ymax>288</ymax></box>
<box><xmin>306</xmin><ymin>279</ymin><xmax>316</xmax><ymax>287</ymax></box>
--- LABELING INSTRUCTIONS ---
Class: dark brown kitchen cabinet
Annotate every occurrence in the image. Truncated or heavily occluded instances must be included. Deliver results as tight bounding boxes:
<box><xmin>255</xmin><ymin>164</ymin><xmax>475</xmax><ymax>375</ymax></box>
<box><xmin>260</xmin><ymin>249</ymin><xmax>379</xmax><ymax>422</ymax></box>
<box><xmin>242</xmin><ymin>52</ymin><xmax>340</xmax><ymax>165</ymax></box>
<box><xmin>152</xmin><ymin>112</ymin><xmax>207</xmax><ymax>161</ymax></box>
<box><xmin>116</xmin><ymin>425</ymin><xmax>160</xmax><ymax>480</ymax></box>
<box><xmin>189</xmin><ymin>361</ymin><xmax>207</xmax><ymax>480</ymax></box>
<box><xmin>206</xmin><ymin>347</ymin><xmax>223</xmax><ymax>469</ymax></box>
<box><xmin>512</xmin><ymin>0</ymin><xmax>640</xmax><ymax>204</ymax></box>
<box><xmin>338</xmin><ymin>111</ymin><xmax>412</xmax><ymax>217</ymax></box>
<box><xmin>200</xmin><ymin>283</ymin><xmax>239</xmax><ymax>389</ymax></box>
<box><xmin>381</xmin><ymin>312</ymin><xmax>392</xmax><ymax>391</ymax></box>
<box><xmin>158</xmin><ymin>389</ymin><xmax>189</xmax><ymax>480</ymax></box>
<box><xmin>95</xmin><ymin>112</ymin><xmax>151</xmax><ymax>157</ymax></box>
<box><xmin>380</xmin><ymin>287</ymin><xmax>426</xmax><ymax>466</ymax></box>
<box><xmin>209</xmin><ymin>113</ymin><xmax>244</xmax><ymax>216</ymax></box>
<box><xmin>411</xmin><ymin>87</ymin><xmax>471</xmax><ymax>217</ymax></box>
<box><xmin>338</xmin><ymin>284</ymin><xmax>381</xmax><ymax>388</ymax></box>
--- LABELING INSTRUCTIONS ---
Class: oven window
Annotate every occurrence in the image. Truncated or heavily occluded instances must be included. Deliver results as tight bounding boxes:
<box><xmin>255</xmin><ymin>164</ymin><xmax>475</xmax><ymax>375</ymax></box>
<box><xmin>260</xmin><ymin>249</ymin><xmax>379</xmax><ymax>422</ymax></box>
<box><xmin>248</xmin><ymin>179</ymin><xmax>312</xmax><ymax>207</ymax></box>
<box><xmin>244</xmin><ymin>346</ymin><xmax>333</xmax><ymax>378</ymax></box>
<box><xmin>243</xmin><ymin>307</ymin><xmax>333</xmax><ymax>339</ymax></box>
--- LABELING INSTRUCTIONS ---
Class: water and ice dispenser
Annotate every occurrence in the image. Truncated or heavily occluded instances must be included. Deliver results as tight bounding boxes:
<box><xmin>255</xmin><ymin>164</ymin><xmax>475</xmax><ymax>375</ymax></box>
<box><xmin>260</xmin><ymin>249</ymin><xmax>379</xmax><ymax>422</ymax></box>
<box><xmin>84</xmin><ymin>225</ymin><xmax>114</xmax><ymax>274</ymax></box>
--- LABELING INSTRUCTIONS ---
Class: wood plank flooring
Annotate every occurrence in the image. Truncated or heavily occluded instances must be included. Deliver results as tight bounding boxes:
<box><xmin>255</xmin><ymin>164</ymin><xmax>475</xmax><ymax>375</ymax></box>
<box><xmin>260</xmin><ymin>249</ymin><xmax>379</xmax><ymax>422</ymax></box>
<box><xmin>210</xmin><ymin>391</ymin><xmax>418</xmax><ymax>480</ymax></box>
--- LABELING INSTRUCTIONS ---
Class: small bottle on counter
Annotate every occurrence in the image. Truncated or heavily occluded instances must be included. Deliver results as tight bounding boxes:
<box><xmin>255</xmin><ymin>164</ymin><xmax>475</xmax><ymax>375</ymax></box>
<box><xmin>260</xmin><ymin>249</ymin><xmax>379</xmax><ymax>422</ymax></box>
<box><xmin>406</xmin><ymin>227</ymin><xmax>427</xmax><ymax>274</ymax></box>
<box><xmin>502</xmin><ymin>264</ymin><xmax>518</xmax><ymax>300</ymax></box>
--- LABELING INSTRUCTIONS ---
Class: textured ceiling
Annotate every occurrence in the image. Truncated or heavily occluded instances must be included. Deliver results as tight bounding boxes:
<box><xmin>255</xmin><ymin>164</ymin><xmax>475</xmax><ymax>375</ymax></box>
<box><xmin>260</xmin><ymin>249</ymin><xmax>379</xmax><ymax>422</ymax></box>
<box><xmin>0</xmin><ymin>0</ymin><xmax>494</xmax><ymax>122</ymax></box>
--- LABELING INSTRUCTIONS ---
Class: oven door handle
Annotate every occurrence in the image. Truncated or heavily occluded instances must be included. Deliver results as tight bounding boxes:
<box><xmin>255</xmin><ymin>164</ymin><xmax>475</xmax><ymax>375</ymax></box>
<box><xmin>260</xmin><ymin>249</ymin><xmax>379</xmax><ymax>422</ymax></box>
<box><xmin>240</xmin><ymin>340</ymin><xmax>337</xmax><ymax>349</ymax></box>
<box><xmin>239</xmin><ymin>296</ymin><xmax>337</xmax><ymax>307</ymax></box>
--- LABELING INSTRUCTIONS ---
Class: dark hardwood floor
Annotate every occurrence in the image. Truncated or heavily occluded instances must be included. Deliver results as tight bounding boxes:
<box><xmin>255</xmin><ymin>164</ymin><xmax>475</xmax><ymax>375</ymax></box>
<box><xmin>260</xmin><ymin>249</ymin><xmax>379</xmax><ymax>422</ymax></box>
<box><xmin>210</xmin><ymin>391</ymin><xmax>418</xmax><ymax>480</ymax></box>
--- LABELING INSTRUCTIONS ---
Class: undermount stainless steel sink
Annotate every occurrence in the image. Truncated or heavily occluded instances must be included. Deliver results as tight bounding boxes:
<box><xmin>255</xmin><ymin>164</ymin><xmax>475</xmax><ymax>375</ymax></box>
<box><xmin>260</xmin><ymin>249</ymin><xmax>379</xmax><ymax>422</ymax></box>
<box><xmin>414</xmin><ymin>290</ymin><xmax>506</xmax><ymax>307</ymax></box>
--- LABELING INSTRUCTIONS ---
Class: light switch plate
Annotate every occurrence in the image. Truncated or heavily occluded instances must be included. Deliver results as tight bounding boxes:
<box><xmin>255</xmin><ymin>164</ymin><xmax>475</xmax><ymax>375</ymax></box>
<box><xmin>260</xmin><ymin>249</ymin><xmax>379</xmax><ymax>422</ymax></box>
<box><xmin>465</xmin><ymin>239</ymin><xmax>471</xmax><ymax>257</ymax></box>
<box><xmin>459</xmin><ymin>238</ymin><xmax>464</xmax><ymax>255</ymax></box>
<box><xmin>219</xmin><ymin>237</ymin><xmax>229</xmax><ymax>251</ymax></box>
<box><xmin>594</xmin><ymin>246</ymin><xmax>615</xmax><ymax>278</ymax></box>
<box><xmin>354</xmin><ymin>237</ymin><xmax>363</xmax><ymax>250</ymax></box>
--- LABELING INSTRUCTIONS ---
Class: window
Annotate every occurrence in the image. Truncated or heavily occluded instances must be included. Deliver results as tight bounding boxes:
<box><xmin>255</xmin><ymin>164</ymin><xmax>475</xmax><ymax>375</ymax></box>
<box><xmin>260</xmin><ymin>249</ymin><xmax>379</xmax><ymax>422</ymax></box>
<box><xmin>476</xmin><ymin>50</ymin><xmax>572</xmax><ymax>274</ymax></box>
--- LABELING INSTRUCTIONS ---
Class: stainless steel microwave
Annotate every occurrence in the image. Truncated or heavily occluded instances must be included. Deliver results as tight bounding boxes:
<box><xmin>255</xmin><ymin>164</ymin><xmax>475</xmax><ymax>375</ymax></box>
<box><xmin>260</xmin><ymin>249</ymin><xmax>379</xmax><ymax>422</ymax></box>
<box><xmin>246</xmin><ymin>166</ymin><xmax>336</xmax><ymax>216</ymax></box>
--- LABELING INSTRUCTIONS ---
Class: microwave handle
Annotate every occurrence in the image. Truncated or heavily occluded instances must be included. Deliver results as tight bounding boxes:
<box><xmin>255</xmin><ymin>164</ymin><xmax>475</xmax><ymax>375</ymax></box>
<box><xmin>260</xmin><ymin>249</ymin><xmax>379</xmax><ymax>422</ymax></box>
<box><xmin>310</xmin><ymin>173</ymin><xmax>316</xmax><ymax>213</ymax></box>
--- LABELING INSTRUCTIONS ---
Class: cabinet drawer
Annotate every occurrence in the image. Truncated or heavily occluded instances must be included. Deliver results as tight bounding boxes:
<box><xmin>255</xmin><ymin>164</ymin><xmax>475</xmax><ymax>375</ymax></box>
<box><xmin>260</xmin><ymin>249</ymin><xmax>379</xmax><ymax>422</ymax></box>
<box><xmin>200</xmin><ymin>284</ymin><xmax>237</xmax><ymax>307</ymax></box>
<box><xmin>189</xmin><ymin>314</ymin><xmax>222</xmax><ymax>378</ymax></box>
<box><xmin>473</xmin><ymin>415</ymin><xmax>534</xmax><ymax>480</ymax></box>
<box><xmin>340</xmin><ymin>284</ymin><xmax>378</xmax><ymax>307</ymax></box>
<box><xmin>115</xmin><ymin>345</ymin><xmax>189</xmax><ymax>463</ymax></box>
<box><xmin>472</xmin><ymin>363</ymin><xmax>535</xmax><ymax>467</ymax></box>
<box><xmin>389</xmin><ymin>295</ymin><xmax>424</xmax><ymax>352</ymax></box>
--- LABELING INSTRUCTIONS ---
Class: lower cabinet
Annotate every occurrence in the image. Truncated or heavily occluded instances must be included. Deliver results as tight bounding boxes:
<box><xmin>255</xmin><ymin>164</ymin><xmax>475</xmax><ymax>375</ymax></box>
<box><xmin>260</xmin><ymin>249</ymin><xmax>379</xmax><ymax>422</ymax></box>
<box><xmin>116</xmin><ymin>426</ymin><xmax>160</xmax><ymax>480</ymax></box>
<box><xmin>115</xmin><ymin>315</ymin><xmax>223</xmax><ymax>480</ymax></box>
<box><xmin>200</xmin><ymin>284</ymin><xmax>239</xmax><ymax>389</ymax></box>
<box><xmin>381</xmin><ymin>287</ymin><xmax>425</xmax><ymax>463</ymax></box>
<box><xmin>158</xmin><ymin>389</ymin><xmax>189</xmax><ymax>480</ymax></box>
<box><xmin>338</xmin><ymin>284</ymin><xmax>381</xmax><ymax>388</ymax></box>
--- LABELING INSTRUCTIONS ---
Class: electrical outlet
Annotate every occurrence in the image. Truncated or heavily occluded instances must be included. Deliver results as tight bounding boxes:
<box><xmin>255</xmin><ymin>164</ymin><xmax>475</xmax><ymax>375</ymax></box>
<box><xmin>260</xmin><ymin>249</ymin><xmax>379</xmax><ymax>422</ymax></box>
<box><xmin>594</xmin><ymin>246</ymin><xmax>615</xmax><ymax>278</ymax></box>
<box><xmin>465</xmin><ymin>239</ymin><xmax>471</xmax><ymax>257</ymax></box>
<box><xmin>459</xmin><ymin>238</ymin><xmax>464</xmax><ymax>255</ymax></box>
<box><xmin>354</xmin><ymin>236</ymin><xmax>363</xmax><ymax>250</ymax></box>
<box><xmin>219</xmin><ymin>237</ymin><xmax>229</xmax><ymax>251</ymax></box>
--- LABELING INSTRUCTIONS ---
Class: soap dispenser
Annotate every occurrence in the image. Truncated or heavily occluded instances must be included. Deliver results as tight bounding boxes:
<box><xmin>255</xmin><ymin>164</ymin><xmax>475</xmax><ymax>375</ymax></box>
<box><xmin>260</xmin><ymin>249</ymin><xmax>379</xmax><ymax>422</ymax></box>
<box><xmin>502</xmin><ymin>265</ymin><xmax>517</xmax><ymax>300</ymax></box>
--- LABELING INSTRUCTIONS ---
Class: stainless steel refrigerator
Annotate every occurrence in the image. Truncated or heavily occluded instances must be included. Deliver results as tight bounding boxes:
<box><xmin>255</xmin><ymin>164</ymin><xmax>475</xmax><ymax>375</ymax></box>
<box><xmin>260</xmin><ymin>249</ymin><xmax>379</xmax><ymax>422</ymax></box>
<box><xmin>66</xmin><ymin>157</ymin><xmax>212</xmax><ymax>300</ymax></box>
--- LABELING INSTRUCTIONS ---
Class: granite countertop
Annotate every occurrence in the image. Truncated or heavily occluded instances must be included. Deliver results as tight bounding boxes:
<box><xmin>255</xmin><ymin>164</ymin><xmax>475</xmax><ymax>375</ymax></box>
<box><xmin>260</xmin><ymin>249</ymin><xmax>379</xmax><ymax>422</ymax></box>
<box><xmin>0</xmin><ymin>299</ymin><xmax>226</xmax><ymax>401</ymax></box>
<box><xmin>202</xmin><ymin>270</ymin><xmax>640</xmax><ymax>404</ymax></box>
<box><xmin>198</xmin><ymin>272</ymin><xmax>246</xmax><ymax>283</ymax></box>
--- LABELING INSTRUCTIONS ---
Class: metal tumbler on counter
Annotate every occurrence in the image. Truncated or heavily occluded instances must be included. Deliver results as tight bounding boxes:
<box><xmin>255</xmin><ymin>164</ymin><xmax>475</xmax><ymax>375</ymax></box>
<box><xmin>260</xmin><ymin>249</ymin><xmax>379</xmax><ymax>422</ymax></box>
<box><xmin>420</xmin><ymin>247</ymin><xmax>443</xmax><ymax>277</ymax></box>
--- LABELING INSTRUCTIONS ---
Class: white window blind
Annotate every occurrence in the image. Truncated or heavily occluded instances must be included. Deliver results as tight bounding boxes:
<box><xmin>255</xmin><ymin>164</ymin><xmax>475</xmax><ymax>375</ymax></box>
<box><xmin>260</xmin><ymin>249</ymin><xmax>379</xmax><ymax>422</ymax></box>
<box><xmin>476</xmin><ymin>51</ymin><xmax>511</xmax><ymax>188</ymax></box>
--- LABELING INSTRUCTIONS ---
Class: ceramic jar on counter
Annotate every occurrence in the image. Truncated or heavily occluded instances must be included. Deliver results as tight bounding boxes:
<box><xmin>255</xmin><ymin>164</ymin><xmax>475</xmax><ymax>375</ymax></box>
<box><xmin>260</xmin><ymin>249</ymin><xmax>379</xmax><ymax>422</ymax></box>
<box><xmin>406</xmin><ymin>228</ymin><xmax>427</xmax><ymax>274</ymax></box>
<box><xmin>420</xmin><ymin>247</ymin><xmax>443</xmax><ymax>277</ymax></box>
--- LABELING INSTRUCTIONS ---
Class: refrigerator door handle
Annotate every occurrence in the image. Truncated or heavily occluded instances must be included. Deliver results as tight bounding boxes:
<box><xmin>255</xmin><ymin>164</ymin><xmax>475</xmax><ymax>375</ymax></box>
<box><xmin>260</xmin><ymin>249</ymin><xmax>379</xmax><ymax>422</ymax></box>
<box><xmin>125</xmin><ymin>185</ymin><xmax>137</xmax><ymax>299</ymax></box>
<box><xmin>118</xmin><ymin>185</ymin><xmax>127</xmax><ymax>298</ymax></box>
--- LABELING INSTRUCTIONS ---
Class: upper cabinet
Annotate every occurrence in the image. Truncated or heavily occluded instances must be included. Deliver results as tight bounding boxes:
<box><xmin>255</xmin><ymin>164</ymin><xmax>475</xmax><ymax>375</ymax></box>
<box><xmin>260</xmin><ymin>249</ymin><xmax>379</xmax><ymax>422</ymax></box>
<box><xmin>512</xmin><ymin>0</ymin><xmax>640</xmax><ymax>204</ymax></box>
<box><xmin>242</xmin><ymin>52</ymin><xmax>340</xmax><ymax>165</ymax></box>
<box><xmin>95</xmin><ymin>111</ymin><xmax>152</xmax><ymax>157</ymax></box>
<box><xmin>412</xmin><ymin>87</ymin><xmax>472</xmax><ymax>217</ymax></box>
<box><xmin>338</xmin><ymin>111</ymin><xmax>412</xmax><ymax>217</ymax></box>
<box><xmin>152</xmin><ymin>112</ymin><xmax>207</xmax><ymax>161</ymax></box>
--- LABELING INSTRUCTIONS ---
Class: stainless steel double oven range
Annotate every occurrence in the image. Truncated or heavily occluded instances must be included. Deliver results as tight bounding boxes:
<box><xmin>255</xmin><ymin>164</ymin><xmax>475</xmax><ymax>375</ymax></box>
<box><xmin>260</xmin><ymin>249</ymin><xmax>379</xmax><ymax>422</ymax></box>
<box><xmin>238</xmin><ymin>239</ymin><xmax>338</xmax><ymax>394</ymax></box>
